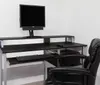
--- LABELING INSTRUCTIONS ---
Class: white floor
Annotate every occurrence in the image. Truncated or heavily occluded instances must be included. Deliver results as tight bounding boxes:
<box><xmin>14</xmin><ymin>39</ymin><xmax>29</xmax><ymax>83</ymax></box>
<box><xmin>95</xmin><ymin>76</ymin><xmax>100</xmax><ymax>85</ymax></box>
<box><xmin>96</xmin><ymin>65</ymin><xmax>100</xmax><ymax>85</ymax></box>
<box><xmin>6</xmin><ymin>61</ymin><xmax>44</xmax><ymax>85</ymax></box>
<box><xmin>5</xmin><ymin>61</ymin><xmax>55</xmax><ymax>85</ymax></box>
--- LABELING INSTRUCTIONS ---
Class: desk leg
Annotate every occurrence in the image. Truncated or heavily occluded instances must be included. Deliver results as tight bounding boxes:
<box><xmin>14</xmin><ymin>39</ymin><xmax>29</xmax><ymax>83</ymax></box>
<box><xmin>81</xmin><ymin>47</ymin><xmax>84</xmax><ymax>67</ymax></box>
<box><xmin>0</xmin><ymin>50</ymin><xmax>2</xmax><ymax>85</ymax></box>
<box><xmin>81</xmin><ymin>46</ymin><xmax>87</xmax><ymax>67</ymax></box>
<box><xmin>43</xmin><ymin>61</ymin><xmax>46</xmax><ymax>85</ymax></box>
<box><xmin>3</xmin><ymin>54</ymin><xmax>7</xmax><ymax>85</ymax></box>
<box><xmin>57</xmin><ymin>49</ymin><xmax>60</xmax><ymax>67</ymax></box>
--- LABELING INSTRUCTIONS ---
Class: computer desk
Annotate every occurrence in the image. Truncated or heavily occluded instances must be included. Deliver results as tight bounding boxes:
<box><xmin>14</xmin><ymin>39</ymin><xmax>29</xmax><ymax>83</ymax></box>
<box><xmin>0</xmin><ymin>36</ymin><xmax>87</xmax><ymax>85</ymax></box>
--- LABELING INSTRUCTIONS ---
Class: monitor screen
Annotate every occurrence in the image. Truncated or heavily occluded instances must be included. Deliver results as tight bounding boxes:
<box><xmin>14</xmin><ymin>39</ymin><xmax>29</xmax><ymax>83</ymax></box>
<box><xmin>20</xmin><ymin>4</ymin><xmax>45</xmax><ymax>28</ymax></box>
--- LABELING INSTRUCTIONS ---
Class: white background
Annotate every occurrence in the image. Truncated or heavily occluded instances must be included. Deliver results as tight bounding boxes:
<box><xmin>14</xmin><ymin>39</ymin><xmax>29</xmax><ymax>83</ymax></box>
<box><xmin>0</xmin><ymin>0</ymin><xmax>100</xmax><ymax>85</ymax></box>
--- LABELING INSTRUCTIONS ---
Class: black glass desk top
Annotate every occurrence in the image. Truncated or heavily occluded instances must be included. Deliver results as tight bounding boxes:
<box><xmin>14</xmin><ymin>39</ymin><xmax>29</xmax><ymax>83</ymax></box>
<box><xmin>2</xmin><ymin>42</ymin><xmax>87</xmax><ymax>53</ymax></box>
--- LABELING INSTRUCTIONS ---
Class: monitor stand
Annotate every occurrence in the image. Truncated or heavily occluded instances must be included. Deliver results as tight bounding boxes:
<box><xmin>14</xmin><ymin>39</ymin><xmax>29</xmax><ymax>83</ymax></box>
<box><xmin>25</xmin><ymin>30</ymin><xmax>42</xmax><ymax>38</ymax></box>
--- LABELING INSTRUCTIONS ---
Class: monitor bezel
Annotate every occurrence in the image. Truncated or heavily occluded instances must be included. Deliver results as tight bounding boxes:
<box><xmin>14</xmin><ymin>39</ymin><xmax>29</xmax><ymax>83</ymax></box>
<box><xmin>20</xmin><ymin>4</ymin><xmax>45</xmax><ymax>29</ymax></box>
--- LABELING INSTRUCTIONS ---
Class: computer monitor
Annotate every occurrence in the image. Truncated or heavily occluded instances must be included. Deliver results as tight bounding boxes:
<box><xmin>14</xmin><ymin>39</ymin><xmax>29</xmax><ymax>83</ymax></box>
<box><xmin>20</xmin><ymin>4</ymin><xmax>45</xmax><ymax>37</ymax></box>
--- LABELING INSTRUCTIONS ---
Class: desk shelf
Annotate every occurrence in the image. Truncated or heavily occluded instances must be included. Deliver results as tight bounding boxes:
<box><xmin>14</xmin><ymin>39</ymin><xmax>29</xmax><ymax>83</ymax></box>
<box><xmin>0</xmin><ymin>35</ymin><xmax>74</xmax><ymax>40</ymax></box>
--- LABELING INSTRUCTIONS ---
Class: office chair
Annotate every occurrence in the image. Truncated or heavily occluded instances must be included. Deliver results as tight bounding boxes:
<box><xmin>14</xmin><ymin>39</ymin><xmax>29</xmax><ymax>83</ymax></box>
<box><xmin>47</xmin><ymin>38</ymin><xmax>100</xmax><ymax>85</ymax></box>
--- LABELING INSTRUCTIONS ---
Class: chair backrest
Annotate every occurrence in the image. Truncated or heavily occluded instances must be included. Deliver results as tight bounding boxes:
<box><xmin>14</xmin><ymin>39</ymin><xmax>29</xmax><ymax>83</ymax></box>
<box><xmin>89</xmin><ymin>46</ymin><xmax>100</xmax><ymax>76</ymax></box>
<box><xmin>88</xmin><ymin>46</ymin><xmax>100</xmax><ymax>85</ymax></box>
<box><xmin>85</xmin><ymin>38</ymin><xmax>100</xmax><ymax>76</ymax></box>
<box><xmin>84</xmin><ymin>38</ymin><xmax>100</xmax><ymax>68</ymax></box>
<box><xmin>89</xmin><ymin>38</ymin><xmax>100</xmax><ymax>59</ymax></box>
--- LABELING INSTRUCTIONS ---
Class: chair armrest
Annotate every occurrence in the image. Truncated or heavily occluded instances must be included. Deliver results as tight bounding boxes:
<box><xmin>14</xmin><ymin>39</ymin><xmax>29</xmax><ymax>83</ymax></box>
<box><xmin>50</xmin><ymin>67</ymin><xmax>95</xmax><ymax>78</ymax></box>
